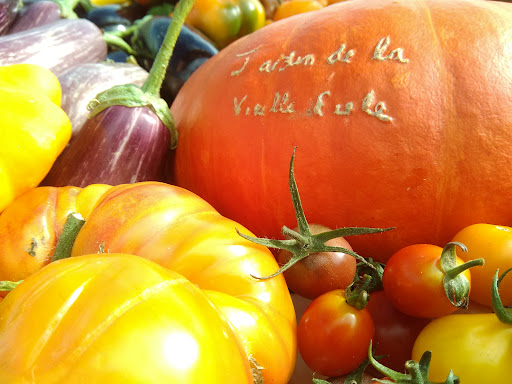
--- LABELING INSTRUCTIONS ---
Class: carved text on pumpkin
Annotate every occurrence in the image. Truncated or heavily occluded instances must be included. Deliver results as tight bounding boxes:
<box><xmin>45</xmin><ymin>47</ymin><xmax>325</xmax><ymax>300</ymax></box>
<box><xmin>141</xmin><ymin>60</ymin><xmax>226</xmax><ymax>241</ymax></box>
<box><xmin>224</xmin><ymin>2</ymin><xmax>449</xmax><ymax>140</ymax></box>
<box><xmin>230</xmin><ymin>36</ymin><xmax>408</xmax><ymax>76</ymax></box>
<box><xmin>234</xmin><ymin>90</ymin><xmax>392</xmax><ymax>122</ymax></box>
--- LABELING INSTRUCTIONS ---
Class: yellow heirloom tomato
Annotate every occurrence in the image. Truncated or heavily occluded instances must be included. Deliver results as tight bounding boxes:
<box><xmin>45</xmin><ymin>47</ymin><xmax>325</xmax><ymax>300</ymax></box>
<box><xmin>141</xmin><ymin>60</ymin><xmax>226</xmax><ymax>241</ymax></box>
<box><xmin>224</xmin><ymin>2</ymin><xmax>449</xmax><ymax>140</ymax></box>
<box><xmin>0</xmin><ymin>64</ymin><xmax>71</xmax><ymax>213</ymax></box>
<box><xmin>0</xmin><ymin>254</ymin><xmax>257</xmax><ymax>383</ymax></box>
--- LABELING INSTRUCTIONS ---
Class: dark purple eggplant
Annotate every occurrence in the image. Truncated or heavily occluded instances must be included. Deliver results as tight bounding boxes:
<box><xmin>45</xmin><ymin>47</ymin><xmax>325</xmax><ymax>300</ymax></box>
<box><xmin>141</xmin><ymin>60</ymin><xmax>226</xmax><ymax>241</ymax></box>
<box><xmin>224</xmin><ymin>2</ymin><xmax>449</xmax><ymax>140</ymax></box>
<box><xmin>40</xmin><ymin>0</ymin><xmax>194</xmax><ymax>188</ymax></box>
<box><xmin>42</xmin><ymin>106</ymin><xmax>171</xmax><ymax>187</ymax></box>
<box><xmin>8</xmin><ymin>0</ymin><xmax>61</xmax><ymax>34</ymax></box>
<box><xmin>58</xmin><ymin>62</ymin><xmax>149</xmax><ymax>138</ymax></box>
<box><xmin>0</xmin><ymin>0</ymin><xmax>20</xmax><ymax>35</ymax></box>
<box><xmin>86</xmin><ymin>4</ymin><xmax>132</xmax><ymax>33</ymax></box>
<box><xmin>0</xmin><ymin>18</ymin><xmax>107</xmax><ymax>75</ymax></box>
<box><xmin>131</xmin><ymin>16</ymin><xmax>218</xmax><ymax>104</ymax></box>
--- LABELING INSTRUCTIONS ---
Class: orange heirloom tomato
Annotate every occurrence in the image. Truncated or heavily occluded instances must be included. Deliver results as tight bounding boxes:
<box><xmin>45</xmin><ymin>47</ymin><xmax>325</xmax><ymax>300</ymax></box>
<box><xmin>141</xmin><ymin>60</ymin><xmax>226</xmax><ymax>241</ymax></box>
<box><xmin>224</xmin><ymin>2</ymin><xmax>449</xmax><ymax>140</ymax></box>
<box><xmin>0</xmin><ymin>254</ymin><xmax>257</xmax><ymax>382</ymax></box>
<box><xmin>451</xmin><ymin>223</ymin><xmax>512</xmax><ymax>307</ymax></box>
<box><xmin>0</xmin><ymin>182</ymin><xmax>297</xmax><ymax>384</ymax></box>
<box><xmin>0</xmin><ymin>184</ymin><xmax>111</xmax><ymax>286</ymax></box>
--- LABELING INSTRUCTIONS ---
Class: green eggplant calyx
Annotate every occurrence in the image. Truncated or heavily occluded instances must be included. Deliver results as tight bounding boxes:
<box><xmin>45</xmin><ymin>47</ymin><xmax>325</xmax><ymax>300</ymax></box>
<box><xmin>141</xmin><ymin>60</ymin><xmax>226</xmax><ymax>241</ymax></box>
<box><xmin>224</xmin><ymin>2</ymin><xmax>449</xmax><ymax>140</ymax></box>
<box><xmin>86</xmin><ymin>0</ymin><xmax>195</xmax><ymax>151</ymax></box>
<box><xmin>53</xmin><ymin>0</ymin><xmax>80</xmax><ymax>19</ymax></box>
<box><xmin>51</xmin><ymin>212</ymin><xmax>86</xmax><ymax>262</ymax></box>
<box><xmin>87</xmin><ymin>84</ymin><xmax>177</xmax><ymax>150</ymax></box>
<box><xmin>491</xmin><ymin>267</ymin><xmax>512</xmax><ymax>324</ymax></box>
<box><xmin>368</xmin><ymin>340</ymin><xmax>460</xmax><ymax>384</ymax></box>
<box><xmin>237</xmin><ymin>146</ymin><xmax>394</xmax><ymax>280</ymax></box>
<box><xmin>440</xmin><ymin>242</ymin><xmax>484</xmax><ymax>309</ymax></box>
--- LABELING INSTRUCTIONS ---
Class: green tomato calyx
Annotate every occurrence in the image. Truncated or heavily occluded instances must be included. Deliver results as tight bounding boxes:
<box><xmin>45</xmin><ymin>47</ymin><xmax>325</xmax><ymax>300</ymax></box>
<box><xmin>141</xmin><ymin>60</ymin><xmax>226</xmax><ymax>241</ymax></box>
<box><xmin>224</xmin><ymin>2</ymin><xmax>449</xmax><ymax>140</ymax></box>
<box><xmin>440</xmin><ymin>242</ymin><xmax>484</xmax><ymax>309</ymax></box>
<box><xmin>368</xmin><ymin>340</ymin><xmax>460</xmax><ymax>384</ymax></box>
<box><xmin>237</xmin><ymin>147</ymin><xmax>393</xmax><ymax>280</ymax></box>
<box><xmin>491</xmin><ymin>267</ymin><xmax>512</xmax><ymax>324</ymax></box>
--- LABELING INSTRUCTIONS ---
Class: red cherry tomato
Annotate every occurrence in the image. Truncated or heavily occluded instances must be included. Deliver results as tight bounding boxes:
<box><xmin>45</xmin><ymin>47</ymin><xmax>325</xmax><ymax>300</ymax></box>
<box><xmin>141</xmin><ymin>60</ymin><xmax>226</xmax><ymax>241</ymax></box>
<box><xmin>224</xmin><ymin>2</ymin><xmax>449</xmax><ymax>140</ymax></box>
<box><xmin>382</xmin><ymin>243</ymin><xmax>475</xmax><ymax>318</ymax></box>
<box><xmin>277</xmin><ymin>224</ymin><xmax>356</xmax><ymax>300</ymax></box>
<box><xmin>297</xmin><ymin>289</ymin><xmax>374</xmax><ymax>377</ymax></box>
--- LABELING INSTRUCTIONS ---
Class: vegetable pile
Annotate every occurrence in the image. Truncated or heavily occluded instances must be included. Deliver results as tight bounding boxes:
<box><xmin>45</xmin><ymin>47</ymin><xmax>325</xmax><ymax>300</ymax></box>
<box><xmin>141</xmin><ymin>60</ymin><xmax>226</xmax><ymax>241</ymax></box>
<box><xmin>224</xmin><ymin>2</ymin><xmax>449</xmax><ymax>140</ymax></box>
<box><xmin>0</xmin><ymin>0</ymin><xmax>511</xmax><ymax>383</ymax></box>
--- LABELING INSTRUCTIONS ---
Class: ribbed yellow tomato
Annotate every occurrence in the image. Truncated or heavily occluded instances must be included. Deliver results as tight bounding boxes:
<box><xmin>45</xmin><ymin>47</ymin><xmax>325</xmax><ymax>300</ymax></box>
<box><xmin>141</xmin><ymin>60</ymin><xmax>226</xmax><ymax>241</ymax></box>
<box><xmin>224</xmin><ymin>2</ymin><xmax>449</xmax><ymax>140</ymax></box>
<box><xmin>0</xmin><ymin>254</ymin><xmax>256</xmax><ymax>382</ymax></box>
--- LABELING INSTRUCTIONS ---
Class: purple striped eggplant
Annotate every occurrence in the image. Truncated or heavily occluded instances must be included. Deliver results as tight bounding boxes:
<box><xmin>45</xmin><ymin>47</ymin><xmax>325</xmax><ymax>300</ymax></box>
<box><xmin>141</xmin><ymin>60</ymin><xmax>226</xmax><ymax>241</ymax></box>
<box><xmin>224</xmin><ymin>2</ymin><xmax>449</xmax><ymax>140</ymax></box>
<box><xmin>41</xmin><ymin>105</ymin><xmax>172</xmax><ymax>186</ymax></box>
<box><xmin>0</xmin><ymin>18</ymin><xmax>107</xmax><ymax>75</ymax></box>
<box><xmin>8</xmin><ymin>0</ymin><xmax>61</xmax><ymax>34</ymax></box>
<box><xmin>0</xmin><ymin>0</ymin><xmax>20</xmax><ymax>35</ymax></box>
<box><xmin>58</xmin><ymin>62</ymin><xmax>149</xmax><ymax>138</ymax></box>
<box><xmin>40</xmin><ymin>0</ymin><xmax>194</xmax><ymax>188</ymax></box>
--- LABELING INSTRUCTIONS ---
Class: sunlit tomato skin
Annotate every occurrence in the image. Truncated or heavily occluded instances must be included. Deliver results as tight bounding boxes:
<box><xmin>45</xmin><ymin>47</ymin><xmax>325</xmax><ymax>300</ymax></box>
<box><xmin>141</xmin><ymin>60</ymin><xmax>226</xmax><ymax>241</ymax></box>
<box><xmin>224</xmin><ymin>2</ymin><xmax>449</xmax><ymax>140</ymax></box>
<box><xmin>276</xmin><ymin>224</ymin><xmax>356</xmax><ymax>300</ymax></box>
<box><xmin>0</xmin><ymin>184</ymin><xmax>110</xmax><ymax>286</ymax></box>
<box><xmin>412</xmin><ymin>312</ymin><xmax>511</xmax><ymax>384</ymax></box>
<box><xmin>70</xmin><ymin>182</ymin><xmax>297</xmax><ymax>384</ymax></box>
<box><xmin>365</xmin><ymin>290</ymin><xmax>430</xmax><ymax>374</ymax></box>
<box><xmin>382</xmin><ymin>244</ymin><xmax>471</xmax><ymax>318</ymax></box>
<box><xmin>452</xmin><ymin>223</ymin><xmax>512</xmax><ymax>307</ymax></box>
<box><xmin>0</xmin><ymin>254</ymin><xmax>255</xmax><ymax>383</ymax></box>
<box><xmin>297</xmin><ymin>289</ymin><xmax>375</xmax><ymax>377</ymax></box>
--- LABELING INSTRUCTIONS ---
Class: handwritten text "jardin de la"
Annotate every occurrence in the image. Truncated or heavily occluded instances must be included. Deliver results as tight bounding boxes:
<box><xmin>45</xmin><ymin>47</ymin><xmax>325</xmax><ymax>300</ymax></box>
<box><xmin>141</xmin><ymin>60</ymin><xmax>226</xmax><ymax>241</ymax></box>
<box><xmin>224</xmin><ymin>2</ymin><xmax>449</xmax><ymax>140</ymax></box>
<box><xmin>230</xmin><ymin>36</ymin><xmax>409</xmax><ymax>122</ymax></box>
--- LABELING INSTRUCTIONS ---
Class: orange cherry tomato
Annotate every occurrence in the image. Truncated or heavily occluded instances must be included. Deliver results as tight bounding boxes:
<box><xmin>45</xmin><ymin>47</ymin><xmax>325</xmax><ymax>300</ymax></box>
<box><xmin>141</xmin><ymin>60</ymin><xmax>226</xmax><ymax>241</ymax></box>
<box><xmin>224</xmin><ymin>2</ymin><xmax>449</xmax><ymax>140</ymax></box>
<box><xmin>273</xmin><ymin>0</ymin><xmax>324</xmax><ymax>21</ymax></box>
<box><xmin>451</xmin><ymin>223</ymin><xmax>512</xmax><ymax>307</ymax></box>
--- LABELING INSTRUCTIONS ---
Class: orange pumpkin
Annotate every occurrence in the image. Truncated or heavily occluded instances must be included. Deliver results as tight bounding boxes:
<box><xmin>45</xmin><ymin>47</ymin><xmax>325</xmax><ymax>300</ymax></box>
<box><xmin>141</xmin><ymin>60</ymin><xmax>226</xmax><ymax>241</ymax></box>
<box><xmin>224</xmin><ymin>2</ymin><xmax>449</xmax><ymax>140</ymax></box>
<box><xmin>170</xmin><ymin>0</ymin><xmax>512</xmax><ymax>262</ymax></box>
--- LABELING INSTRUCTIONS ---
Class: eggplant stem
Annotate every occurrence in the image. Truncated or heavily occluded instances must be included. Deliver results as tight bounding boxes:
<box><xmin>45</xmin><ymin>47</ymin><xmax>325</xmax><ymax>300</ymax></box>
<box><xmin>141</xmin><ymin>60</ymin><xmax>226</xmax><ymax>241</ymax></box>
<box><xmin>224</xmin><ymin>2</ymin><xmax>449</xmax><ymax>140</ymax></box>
<box><xmin>141</xmin><ymin>0</ymin><xmax>196</xmax><ymax>96</ymax></box>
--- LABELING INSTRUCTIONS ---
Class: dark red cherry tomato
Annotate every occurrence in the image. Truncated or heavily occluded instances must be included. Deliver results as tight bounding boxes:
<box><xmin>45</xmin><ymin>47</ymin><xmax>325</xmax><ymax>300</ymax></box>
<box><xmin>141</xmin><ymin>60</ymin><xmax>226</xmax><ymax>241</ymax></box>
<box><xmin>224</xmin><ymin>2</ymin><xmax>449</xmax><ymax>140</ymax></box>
<box><xmin>277</xmin><ymin>224</ymin><xmax>356</xmax><ymax>300</ymax></box>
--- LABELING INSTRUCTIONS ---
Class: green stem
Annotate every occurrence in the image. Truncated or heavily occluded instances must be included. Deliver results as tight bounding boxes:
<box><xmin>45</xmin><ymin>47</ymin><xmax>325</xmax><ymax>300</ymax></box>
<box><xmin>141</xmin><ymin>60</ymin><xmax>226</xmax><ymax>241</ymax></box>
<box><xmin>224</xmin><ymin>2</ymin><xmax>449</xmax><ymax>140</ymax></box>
<box><xmin>491</xmin><ymin>267</ymin><xmax>512</xmax><ymax>324</ymax></box>
<box><xmin>238</xmin><ymin>147</ymin><xmax>394</xmax><ymax>280</ymax></box>
<box><xmin>368</xmin><ymin>341</ymin><xmax>460</xmax><ymax>384</ymax></box>
<box><xmin>103</xmin><ymin>32</ymin><xmax>136</xmax><ymax>55</ymax></box>
<box><xmin>51</xmin><ymin>213</ymin><xmax>86</xmax><ymax>262</ymax></box>
<box><xmin>288</xmin><ymin>146</ymin><xmax>311</xmax><ymax>237</ymax></box>
<box><xmin>53</xmin><ymin>0</ymin><xmax>81</xmax><ymax>18</ymax></box>
<box><xmin>345</xmin><ymin>274</ymin><xmax>371</xmax><ymax>310</ymax></box>
<box><xmin>445</xmin><ymin>258</ymin><xmax>485</xmax><ymax>280</ymax></box>
<box><xmin>141</xmin><ymin>0</ymin><xmax>195</xmax><ymax>96</ymax></box>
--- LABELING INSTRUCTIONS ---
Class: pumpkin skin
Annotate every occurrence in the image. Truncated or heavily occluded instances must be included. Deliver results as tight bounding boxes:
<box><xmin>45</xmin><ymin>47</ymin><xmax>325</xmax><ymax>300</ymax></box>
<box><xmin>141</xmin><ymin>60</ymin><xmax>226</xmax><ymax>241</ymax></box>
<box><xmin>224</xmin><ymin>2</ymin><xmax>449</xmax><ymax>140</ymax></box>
<box><xmin>0</xmin><ymin>182</ymin><xmax>296</xmax><ymax>384</ymax></box>
<box><xmin>170</xmin><ymin>0</ymin><xmax>512</xmax><ymax>262</ymax></box>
